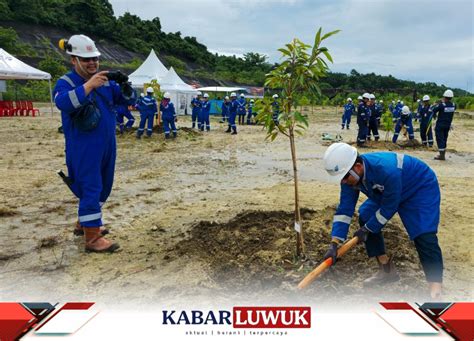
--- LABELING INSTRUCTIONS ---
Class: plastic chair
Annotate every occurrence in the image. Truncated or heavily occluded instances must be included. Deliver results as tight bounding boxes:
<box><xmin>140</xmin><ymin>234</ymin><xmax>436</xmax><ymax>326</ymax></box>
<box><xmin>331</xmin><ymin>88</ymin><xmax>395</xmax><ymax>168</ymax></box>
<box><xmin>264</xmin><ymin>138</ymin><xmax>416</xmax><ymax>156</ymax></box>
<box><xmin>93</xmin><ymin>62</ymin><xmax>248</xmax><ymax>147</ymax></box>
<box><xmin>26</xmin><ymin>101</ymin><xmax>40</xmax><ymax>116</ymax></box>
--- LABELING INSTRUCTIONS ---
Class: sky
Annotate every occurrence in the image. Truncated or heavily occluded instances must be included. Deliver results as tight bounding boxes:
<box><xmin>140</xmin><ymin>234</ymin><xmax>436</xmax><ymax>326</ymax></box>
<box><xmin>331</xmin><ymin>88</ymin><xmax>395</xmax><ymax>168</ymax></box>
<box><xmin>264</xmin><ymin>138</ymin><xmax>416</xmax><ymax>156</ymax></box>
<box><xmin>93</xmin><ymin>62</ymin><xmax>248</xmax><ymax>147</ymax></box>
<box><xmin>109</xmin><ymin>0</ymin><xmax>473</xmax><ymax>92</ymax></box>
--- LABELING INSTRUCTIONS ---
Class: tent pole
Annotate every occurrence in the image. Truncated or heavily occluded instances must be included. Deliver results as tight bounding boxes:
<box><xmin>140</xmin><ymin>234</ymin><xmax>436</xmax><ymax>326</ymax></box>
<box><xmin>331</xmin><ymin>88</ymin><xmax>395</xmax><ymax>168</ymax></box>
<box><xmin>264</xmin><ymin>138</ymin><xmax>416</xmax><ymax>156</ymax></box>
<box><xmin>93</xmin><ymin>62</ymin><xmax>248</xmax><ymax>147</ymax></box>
<box><xmin>48</xmin><ymin>79</ymin><xmax>54</xmax><ymax>116</ymax></box>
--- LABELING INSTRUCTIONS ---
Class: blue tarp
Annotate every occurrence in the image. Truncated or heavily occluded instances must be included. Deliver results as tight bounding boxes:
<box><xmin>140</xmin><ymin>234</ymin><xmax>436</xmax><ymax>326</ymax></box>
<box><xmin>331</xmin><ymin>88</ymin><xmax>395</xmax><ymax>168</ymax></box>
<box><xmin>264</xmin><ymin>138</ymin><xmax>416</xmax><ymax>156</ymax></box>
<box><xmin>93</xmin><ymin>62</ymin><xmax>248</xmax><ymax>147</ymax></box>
<box><xmin>209</xmin><ymin>99</ymin><xmax>223</xmax><ymax>115</ymax></box>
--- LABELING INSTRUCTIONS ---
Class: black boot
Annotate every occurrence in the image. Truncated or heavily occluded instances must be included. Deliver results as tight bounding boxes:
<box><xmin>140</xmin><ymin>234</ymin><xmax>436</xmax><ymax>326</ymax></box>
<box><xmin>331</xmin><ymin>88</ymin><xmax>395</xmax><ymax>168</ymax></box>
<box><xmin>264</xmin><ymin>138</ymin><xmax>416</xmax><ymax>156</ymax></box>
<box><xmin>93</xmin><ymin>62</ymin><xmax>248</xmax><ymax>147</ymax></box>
<box><xmin>363</xmin><ymin>256</ymin><xmax>400</xmax><ymax>287</ymax></box>
<box><xmin>225</xmin><ymin>127</ymin><xmax>231</xmax><ymax>133</ymax></box>
<box><xmin>434</xmin><ymin>151</ymin><xmax>446</xmax><ymax>160</ymax></box>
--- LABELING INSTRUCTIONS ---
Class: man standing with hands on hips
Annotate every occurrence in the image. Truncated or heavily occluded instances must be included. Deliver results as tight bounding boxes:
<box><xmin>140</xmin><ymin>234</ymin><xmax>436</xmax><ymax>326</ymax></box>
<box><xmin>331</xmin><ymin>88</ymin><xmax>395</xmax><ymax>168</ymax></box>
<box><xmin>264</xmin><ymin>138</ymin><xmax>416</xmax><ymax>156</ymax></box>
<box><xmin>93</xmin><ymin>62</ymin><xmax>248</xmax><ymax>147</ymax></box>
<box><xmin>54</xmin><ymin>35</ymin><xmax>136</xmax><ymax>253</ymax></box>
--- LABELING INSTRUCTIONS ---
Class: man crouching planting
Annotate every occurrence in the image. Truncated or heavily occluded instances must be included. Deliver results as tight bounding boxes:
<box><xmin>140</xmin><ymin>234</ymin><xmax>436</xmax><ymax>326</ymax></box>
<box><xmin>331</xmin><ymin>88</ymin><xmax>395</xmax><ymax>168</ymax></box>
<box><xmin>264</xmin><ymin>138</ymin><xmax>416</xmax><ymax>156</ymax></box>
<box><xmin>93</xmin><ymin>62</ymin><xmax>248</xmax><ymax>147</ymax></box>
<box><xmin>54</xmin><ymin>35</ymin><xmax>136</xmax><ymax>252</ymax></box>
<box><xmin>322</xmin><ymin>143</ymin><xmax>443</xmax><ymax>299</ymax></box>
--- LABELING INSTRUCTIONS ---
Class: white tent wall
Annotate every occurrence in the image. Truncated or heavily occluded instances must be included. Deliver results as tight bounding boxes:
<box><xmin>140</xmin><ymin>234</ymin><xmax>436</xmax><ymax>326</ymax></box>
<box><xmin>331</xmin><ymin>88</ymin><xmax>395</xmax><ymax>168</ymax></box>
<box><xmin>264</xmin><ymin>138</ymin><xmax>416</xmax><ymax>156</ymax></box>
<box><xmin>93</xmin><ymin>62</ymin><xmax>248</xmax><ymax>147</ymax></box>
<box><xmin>0</xmin><ymin>48</ymin><xmax>53</xmax><ymax>115</ymax></box>
<box><xmin>159</xmin><ymin>67</ymin><xmax>197</xmax><ymax>115</ymax></box>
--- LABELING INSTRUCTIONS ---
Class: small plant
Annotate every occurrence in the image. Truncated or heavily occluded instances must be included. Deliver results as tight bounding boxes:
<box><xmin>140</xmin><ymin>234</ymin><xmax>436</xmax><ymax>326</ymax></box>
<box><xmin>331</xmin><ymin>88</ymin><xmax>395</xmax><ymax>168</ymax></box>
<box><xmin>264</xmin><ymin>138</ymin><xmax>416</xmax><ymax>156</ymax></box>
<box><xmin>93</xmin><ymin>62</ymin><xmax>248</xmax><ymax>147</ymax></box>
<box><xmin>256</xmin><ymin>27</ymin><xmax>339</xmax><ymax>258</ymax></box>
<box><xmin>381</xmin><ymin>111</ymin><xmax>394</xmax><ymax>141</ymax></box>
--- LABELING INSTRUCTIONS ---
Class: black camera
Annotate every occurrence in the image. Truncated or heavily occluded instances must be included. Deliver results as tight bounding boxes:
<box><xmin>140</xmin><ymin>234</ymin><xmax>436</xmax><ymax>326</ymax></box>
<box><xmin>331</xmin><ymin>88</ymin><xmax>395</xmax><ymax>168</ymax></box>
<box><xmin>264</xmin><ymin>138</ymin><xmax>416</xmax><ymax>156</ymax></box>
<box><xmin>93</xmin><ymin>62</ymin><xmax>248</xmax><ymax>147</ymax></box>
<box><xmin>106</xmin><ymin>70</ymin><xmax>129</xmax><ymax>84</ymax></box>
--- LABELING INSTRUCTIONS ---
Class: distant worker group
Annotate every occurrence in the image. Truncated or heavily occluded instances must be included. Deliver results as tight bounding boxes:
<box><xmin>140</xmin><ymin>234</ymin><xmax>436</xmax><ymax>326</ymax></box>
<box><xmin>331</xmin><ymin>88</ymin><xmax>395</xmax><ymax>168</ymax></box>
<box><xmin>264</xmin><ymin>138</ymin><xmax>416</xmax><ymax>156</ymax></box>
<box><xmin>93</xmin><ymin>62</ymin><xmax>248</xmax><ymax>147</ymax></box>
<box><xmin>346</xmin><ymin>89</ymin><xmax>456</xmax><ymax>160</ymax></box>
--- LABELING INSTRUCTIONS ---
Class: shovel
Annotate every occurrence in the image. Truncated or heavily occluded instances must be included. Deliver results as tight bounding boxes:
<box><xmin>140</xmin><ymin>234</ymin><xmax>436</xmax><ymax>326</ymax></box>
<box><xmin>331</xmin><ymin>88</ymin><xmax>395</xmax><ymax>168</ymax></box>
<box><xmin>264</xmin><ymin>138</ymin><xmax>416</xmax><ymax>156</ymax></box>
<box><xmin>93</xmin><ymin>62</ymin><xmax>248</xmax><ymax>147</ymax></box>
<box><xmin>297</xmin><ymin>236</ymin><xmax>359</xmax><ymax>289</ymax></box>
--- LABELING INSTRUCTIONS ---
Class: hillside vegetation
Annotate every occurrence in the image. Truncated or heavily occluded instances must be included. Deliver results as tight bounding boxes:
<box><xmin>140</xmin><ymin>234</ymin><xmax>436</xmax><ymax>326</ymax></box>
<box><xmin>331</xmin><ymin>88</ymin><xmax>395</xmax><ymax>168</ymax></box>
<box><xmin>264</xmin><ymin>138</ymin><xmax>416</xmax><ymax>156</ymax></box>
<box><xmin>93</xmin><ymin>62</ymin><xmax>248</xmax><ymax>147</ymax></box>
<box><xmin>0</xmin><ymin>0</ymin><xmax>472</xmax><ymax>107</ymax></box>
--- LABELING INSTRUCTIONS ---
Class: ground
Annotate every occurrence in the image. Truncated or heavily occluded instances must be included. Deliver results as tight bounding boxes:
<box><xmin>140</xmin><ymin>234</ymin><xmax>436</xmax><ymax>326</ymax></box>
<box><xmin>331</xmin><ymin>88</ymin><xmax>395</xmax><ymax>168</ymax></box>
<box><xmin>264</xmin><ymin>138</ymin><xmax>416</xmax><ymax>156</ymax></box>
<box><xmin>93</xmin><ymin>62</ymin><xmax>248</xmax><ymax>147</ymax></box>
<box><xmin>0</xmin><ymin>105</ymin><xmax>472</xmax><ymax>307</ymax></box>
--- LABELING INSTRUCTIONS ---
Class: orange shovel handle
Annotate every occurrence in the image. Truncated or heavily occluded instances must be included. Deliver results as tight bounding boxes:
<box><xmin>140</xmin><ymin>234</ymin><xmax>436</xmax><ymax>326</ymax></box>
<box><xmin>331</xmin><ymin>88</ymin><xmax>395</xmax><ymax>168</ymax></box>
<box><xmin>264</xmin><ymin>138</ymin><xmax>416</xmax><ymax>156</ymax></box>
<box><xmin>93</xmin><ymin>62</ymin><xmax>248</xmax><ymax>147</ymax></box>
<box><xmin>297</xmin><ymin>236</ymin><xmax>359</xmax><ymax>289</ymax></box>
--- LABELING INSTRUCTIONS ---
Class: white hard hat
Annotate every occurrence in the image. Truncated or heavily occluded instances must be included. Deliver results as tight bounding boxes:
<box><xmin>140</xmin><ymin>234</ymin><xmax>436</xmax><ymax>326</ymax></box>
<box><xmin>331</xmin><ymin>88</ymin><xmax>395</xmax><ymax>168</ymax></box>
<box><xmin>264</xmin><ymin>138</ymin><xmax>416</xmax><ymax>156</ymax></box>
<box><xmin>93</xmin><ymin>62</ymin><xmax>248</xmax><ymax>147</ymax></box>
<box><xmin>146</xmin><ymin>87</ymin><xmax>154</xmax><ymax>93</ymax></box>
<box><xmin>443</xmin><ymin>89</ymin><xmax>454</xmax><ymax>98</ymax></box>
<box><xmin>240</xmin><ymin>93</ymin><xmax>245</xmax><ymax>97</ymax></box>
<box><xmin>250</xmin><ymin>99</ymin><xmax>254</xmax><ymax>102</ymax></box>
<box><xmin>62</xmin><ymin>35</ymin><xmax>101</xmax><ymax>58</ymax></box>
<box><xmin>272</xmin><ymin>94</ymin><xmax>279</xmax><ymax>98</ymax></box>
<box><xmin>422</xmin><ymin>95</ymin><xmax>430</xmax><ymax>101</ymax></box>
<box><xmin>230</xmin><ymin>92</ymin><xmax>237</xmax><ymax>97</ymax></box>
<box><xmin>203</xmin><ymin>93</ymin><xmax>209</xmax><ymax>98</ymax></box>
<box><xmin>163</xmin><ymin>92</ymin><xmax>171</xmax><ymax>99</ymax></box>
<box><xmin>370</xmin><ymin>94</ymin><xmax>375</xmax><ymax>99</ymax></box>
<box><xmin>323</xmin><ymin>143</ymin><xmax>358</xmax><ymax>182</ymax></box>
<box><xmin>347</xmin><ymin>98</ymin><xmax>352</xmax><ymax>102</ymax></box>
<box><xmin>140</xmin><ymin>92</ymin><xmax>144</xmax><ymax>97</ymax></box>
<box><xmin>362</xmin><ymin>93</ymin><xmax>370</xmax><ymax>99</ymax></box>
<box><xmin>225</xmin><ymin>96</ymin><xmax>229</xmax><ymax>100</ymax></box>
<box><xmin>402</xmin><ymin>106</ymin><xmax>410</xmax><ymax>115</ymax></box>
<box><xmin>357</xmin><ymin>96</ymin><xmax>363</xmax><ymax>100</ymax></box>
<box><xmin>379</xmin><ymin>100</ymin><xmax>383</xmax><ymax>103</ymax></box>
<box><xmin>400</xmin><ymin>101</ymin><xmax>404</xmax><ymax>104</ymax></box>
<box><xmin>197</xmin><ymin>91</ymin><xmax>202</xmax><ymax>96</ymax></box>
<box><xmin>397</xmin><ymin>99</ymin><xmax>401</xmax><ymax>102</ymax></box>
<box><xmin>392</xmin><ymin>100</ymin><xmax>395</xmax><ymax>103</ymax></box>
<box><xmin>417</xmin><ymin>99</ymin><xmax>421</xmax><ymax>102</ymax></box>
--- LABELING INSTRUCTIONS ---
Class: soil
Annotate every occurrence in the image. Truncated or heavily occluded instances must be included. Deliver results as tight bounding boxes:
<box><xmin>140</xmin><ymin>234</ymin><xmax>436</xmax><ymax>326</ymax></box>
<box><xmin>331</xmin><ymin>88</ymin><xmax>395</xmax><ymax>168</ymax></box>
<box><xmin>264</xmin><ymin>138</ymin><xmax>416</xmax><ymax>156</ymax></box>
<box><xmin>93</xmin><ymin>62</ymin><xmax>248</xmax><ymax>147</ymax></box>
<box><xmin>0</xmin><ymin>105</ymin><xmax>472</xmax><ymax>307</ymax></box>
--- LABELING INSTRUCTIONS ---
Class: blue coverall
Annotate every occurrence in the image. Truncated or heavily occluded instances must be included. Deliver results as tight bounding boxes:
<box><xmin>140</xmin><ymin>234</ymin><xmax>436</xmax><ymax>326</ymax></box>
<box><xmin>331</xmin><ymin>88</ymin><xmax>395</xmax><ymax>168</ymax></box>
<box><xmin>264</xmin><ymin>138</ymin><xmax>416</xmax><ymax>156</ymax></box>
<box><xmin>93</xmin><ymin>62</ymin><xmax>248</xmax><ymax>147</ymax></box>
<box><xmin>160</xmin><ymin>100</ymin><xmax>177</xmax><ymax>138</ymax></box>
<box><xmin>357</xmin><ymin>101</ymin><xmax>369</xmax><ymax>145</ymax></box>
<box><xmin>432</xmin><ymin>101</ymin><xmax>456</xmax><ymax>152</ymax></box>
<box><xmin>237</xmin><ymin>98</ymin><xmax>247</xmax><ymax>124</ymax></box>
<box><xmin>246</xmin><ymin>102</ymin><xmax>254</xmax><ymax>124</ymax></box>
<box><xmin>368</xmin><ymin>104</ymin><xmax>380</xmax><ymax>141</ymax></box>
<box><xmin>227</xmin><ymin>99</ymin><xmax>238</xmax><ymax>133</ymax></box>
<box><xmin>392</xmin><ymin>103</ymin><xmax>402</xmax><ymax>122</ymax></box>
<box><xmin>221</xmin><ymin>100</ymin><xmax>230</xmax><ymax>122</ymax></box>
<box><xmin>392</xmin><ymin>111</ymin><xmax>415</xmax><ymax>143</ymax></box>
<box><xmin>54</xmin><ymin>70</ymin><xmax>136</xmax><ymax>227</ymax></box>
<box><xmin>331</xmin><ymin>152</ymin><xmax>443</xmax><ymax>282</ymax></box>
<box><xmin>416</xmin><ymin>102</ymin><xmax>423</xmax><ymax>122</ymax></box>
<box><xmin>342</xmin><ymin>103</ymin><xmax>355</xmax><ymax>129</ymax></box>
<box><xmin>136</xmin><ymin>94</ymin><xmax>157</xmax><ymax>137</ymax></box>
<box><xmin>191</xmin><ymin>97</ymin><xmax>201</xmax><ymax>128</ymax></box>
<box><xmin>419</xmin><ymin>104</ymin><xmax>434</xmax><ymax>146</ymax></box>
<box><xmin>271</xmin><ymin>100</ymin><xmax>280</xmax><ymax>125</ymax></box>
<box><xmin>115</xmin><ymin>104</ymin><xmax>135</xmax><ymax>133</ymax></box>
<box><xmin>200</xmin><ymin>99</ymin><xmax>211</xmax><ymax>131</ymax></box>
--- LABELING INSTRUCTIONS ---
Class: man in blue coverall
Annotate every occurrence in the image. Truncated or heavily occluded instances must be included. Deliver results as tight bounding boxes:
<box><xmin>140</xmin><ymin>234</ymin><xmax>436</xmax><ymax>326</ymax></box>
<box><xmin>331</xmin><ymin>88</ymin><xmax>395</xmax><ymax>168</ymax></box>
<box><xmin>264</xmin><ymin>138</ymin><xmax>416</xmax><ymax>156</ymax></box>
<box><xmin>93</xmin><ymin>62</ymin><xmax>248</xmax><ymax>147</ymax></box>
<box><xmin>136</xmin><ymin>87</ymin><xmax>157</xmax><ymax>138</ymax></box>
<box><xmin>419</xmin><ymin>95</ymin><xmax>434</xmax><ymax>147</ymax></box>
<box><xmin>341</xmin><ymin>98</ymin><xmax>355</xmax><ymax>130</ymax></box>
<box><xmin>115</xmin><ymin>103</ymin><xmax>135</xmax><ymax>134</ymax></box>
<box><xmin>392</xmin><ymin>105</ymin><xmax>415</xmax><ymax>143</ymax></box>
<box><xmin>271</xmin><ymin>94</ymin><xmax>280</xmax><ymax>126</ymax></box>
<box><xmin>356</xmin><ymin>93</ymin><xmax>371</xmax><ymax>146</ymax></box>
<box><xmin>226</xmin><ymin>92</ymin><xmax>238</xmax><ymax>134</ymax></box>
<box><xmin>54</xmin><ymin>34</ymin><xmax>136</xmax><ymax>252</ymax></box>
<box><xmin>191</xmin><ymin>91</ymin><xmax>202</xmax><ymax>129</ymax></box>
<box><xmin>367</xmin><ymin>94</ymin><xmax>380</xmax><ymax>141</ymax></box>
<box><xmin>237</xmin><ymin>93</ymin><xmax>247</xmax><ymax>125</ymax></box>
<box><xmin>200</xmin><ymin>93</ymin><xmax>211</xmax><ymax>131</ymax></box>
<box><xmin>432</xmin><ymin>89</ymin><xmax>456</xmax><ymax>160</ymax></box>
<box><xmin>246</xmin><ymin>99</ymin><xmax>255</xmax><ymax>125</ymax></box>
<box><xmin>160</xmin><ymin>91</ymin><xmax>177</xmax><ymax>139</ymax></box>
<box><xmin>322</xmin><ymin>143</ymin><xmax>443</xmax><ymax>299</ymax></box>
<box><xmin>221</xmin><ymin>95</ymin><xmax>230</xmax><ymax>123</ymax></box>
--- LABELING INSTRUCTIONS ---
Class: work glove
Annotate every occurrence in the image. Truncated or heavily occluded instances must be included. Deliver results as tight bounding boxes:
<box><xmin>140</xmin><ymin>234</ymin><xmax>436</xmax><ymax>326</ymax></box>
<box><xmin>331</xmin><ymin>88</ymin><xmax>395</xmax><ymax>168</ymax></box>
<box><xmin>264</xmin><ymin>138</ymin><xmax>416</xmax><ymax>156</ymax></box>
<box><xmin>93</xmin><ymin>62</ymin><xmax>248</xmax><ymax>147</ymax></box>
<box><xmin>323</xmin><ymin>241</ymin><xmax>339</xmax><ymax>265</ymax></box>
<box><xmin>353</xmin><ymin>226</ymin><xmax>370</xmax><ymax>244</ymax></box>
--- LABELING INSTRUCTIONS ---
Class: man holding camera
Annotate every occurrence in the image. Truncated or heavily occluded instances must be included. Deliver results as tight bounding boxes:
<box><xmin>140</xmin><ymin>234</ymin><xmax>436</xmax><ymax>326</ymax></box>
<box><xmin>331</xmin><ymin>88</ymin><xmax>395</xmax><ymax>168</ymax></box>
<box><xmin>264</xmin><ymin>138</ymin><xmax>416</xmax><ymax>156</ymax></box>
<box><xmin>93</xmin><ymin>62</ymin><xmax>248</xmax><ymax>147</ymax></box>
<box><xmin>54</xmin><ymin>34</ymin><xmax>136</xmax><ymax>253</ymax></box>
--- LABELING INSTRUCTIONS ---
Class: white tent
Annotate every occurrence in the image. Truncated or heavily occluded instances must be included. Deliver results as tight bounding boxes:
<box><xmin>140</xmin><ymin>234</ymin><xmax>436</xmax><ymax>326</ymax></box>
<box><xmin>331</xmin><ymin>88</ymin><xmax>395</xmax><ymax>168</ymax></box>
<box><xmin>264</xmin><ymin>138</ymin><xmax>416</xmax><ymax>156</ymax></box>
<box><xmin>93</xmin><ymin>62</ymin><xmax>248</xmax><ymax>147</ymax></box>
<box><xmin>160</xmin><ymin>67</ymin><xmax>197</xmax><ymax>115</ymax></box>
<box><xmin>0</xmin><ymin>48</ymin><xmax>53</xmax><ymax>114</ymax></box>
<box><xmin>128</xmin><ymin>49</ymin><xmax>168</xmax><ymax>88</ymax></box>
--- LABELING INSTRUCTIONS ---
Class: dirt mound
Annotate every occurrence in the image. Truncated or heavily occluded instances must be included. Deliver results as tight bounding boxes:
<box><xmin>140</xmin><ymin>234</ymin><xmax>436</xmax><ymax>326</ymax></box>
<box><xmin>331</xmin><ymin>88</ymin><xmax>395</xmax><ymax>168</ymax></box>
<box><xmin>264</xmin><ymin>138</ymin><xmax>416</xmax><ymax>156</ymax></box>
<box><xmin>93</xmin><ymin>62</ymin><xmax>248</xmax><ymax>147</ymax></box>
<box><xmin>168</xmin><ymin>208</ymin><xmax>426</xmax><ymax>298</ymax></box>
<box><xmin>347</xmin><ymin>139</ymin><xmax>428</xmax><ymax>151</ymax></box>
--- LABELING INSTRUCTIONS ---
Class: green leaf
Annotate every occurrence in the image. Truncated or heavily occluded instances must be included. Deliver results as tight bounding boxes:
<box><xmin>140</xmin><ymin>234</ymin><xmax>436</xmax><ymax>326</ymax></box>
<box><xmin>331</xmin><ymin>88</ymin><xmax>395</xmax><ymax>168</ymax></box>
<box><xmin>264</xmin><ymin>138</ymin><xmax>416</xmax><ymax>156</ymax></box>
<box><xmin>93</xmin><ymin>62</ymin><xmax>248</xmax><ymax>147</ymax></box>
<box><xmin>322</xmin><ymin>50</ymin><xmax>333</xmax><ymax>63</ymax></box>
<box><xmin>315</xmin><ymin>27</ymin><xmax>322</xmax><ymax>46</ymax></box>
<box><xmin>321</xmin><ymin>29</ymin><xmax>341</xmax><ymax>41</ymax></box>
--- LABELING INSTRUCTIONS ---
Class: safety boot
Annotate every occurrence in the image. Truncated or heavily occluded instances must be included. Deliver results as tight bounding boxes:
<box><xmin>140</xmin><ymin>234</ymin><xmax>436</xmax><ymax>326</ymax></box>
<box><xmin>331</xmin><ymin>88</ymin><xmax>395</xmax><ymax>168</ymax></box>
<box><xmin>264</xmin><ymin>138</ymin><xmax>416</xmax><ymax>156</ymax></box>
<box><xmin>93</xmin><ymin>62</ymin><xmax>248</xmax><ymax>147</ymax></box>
<box><xmin>434</xmin><ymin>151</ymin><xmax>445</xmax><ymax>160</ymax></box>
<box><xmin>84</xmin><ymin>227</ymin><xmax>120</xmax><ymax>253</ymax></box>
<box><xmin>225</xmin><ymin>127</ymin><xmax>231</xmax><ymax>133</ymax></box>
<box><xmin>363</xmin><ymin>256</ymin><xmax>400</xmax><ymax>287</ymax></box>
<box><xmin>74</xmin><ymin>221</ymin><xmax>109</xmax><ymax>236</ymax></box>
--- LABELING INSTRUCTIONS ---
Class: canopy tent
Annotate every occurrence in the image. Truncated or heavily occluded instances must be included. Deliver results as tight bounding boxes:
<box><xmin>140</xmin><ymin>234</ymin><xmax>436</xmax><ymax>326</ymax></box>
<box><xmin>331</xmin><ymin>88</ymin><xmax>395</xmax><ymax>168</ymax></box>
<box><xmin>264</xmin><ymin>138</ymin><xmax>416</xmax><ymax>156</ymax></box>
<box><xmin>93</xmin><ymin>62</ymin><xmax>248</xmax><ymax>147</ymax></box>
<box><xmin>0</xmin><ymin>48</ymin><xmax>53</xmax><ymax>114</ymax></box>
<box><xmin>128</xmin><ymin>49</ymin><xmax>168</xmax><ymax>88</ymax></box>
<box><xmin>160</xmin><ymin>67</ymin><xmax>198</xmax><ymax>115</ymax></box>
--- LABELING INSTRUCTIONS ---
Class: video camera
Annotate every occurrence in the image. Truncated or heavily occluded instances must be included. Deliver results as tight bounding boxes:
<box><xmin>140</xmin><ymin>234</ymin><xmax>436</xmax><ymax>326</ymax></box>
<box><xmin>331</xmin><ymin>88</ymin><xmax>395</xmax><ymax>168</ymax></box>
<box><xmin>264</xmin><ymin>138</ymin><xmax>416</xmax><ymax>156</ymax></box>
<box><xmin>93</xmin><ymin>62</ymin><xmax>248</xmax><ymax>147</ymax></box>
<box><xmin>106</xmin><ymin>70</ymin><xmax>129</xmax><ymax>84</ymax></box>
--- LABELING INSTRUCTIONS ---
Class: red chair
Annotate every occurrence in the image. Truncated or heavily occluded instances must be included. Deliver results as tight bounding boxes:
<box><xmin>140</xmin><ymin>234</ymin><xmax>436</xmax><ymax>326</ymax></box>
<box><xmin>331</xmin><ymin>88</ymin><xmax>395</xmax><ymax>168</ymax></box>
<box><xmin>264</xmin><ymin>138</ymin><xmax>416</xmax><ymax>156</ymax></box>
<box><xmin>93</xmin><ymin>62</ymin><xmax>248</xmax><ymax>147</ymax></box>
<box><xmin>4</xmin><ymin>101</ymin><xmax>16</xmax><ymax>116</ymax></box>
<box><xmin>15</xmin><ymin>100</ymin><xmax>26</xmax><ymax>116</ymax></box>
<box><xmin>25</xmin><ymin>101</ymin><xmax>40</xmax><ymax>117</ymax></box>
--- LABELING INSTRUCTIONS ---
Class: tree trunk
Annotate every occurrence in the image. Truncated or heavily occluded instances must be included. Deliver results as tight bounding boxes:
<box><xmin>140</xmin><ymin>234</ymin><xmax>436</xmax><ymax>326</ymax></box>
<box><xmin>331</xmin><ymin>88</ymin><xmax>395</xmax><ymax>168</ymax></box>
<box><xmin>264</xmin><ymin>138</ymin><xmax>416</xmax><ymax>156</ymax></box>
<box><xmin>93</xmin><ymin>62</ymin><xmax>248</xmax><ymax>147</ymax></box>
<box><xmin>289</xmin><ymin>128</ymin><xmax>304</xmax><ymax>257</ymax></box>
